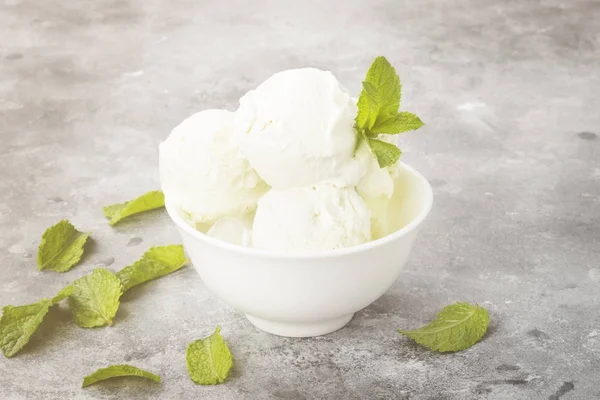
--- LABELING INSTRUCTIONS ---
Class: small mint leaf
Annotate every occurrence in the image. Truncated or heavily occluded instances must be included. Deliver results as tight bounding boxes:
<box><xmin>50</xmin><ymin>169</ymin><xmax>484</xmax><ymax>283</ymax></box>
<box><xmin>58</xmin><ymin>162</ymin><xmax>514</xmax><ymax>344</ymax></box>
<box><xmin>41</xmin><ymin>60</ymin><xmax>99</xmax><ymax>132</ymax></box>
<box><xmin>186</xmin><ymin>326</ymin><xmax>233</xmax><ymax>385</ymax></box>
<box><xmin>103</xmin><ymin>191</ymin><xmax>165</xmax><ymax>226</ymax></box>
<box><xmin>0</xmin><ymin>299</ymin><xmax>53</xmax><ymax>358</ymax></box>
<box><xmin>355</xmin><ymin>56</ymin><xmax>401</xmax><ymax>130</ymax></box>
<box><xmin>82</xmin><ymin>364</ymin><xmax>161</xmax><ymax>387</ymax></box>
<box><xmin>371</xmin><ymin>111</ymin><xmax>424</xmax><ymax>135</ymax></box>
<box><xmin>367</xmin><ymin>138</ymin><xmax>402</xmax><ymax>168</ymax></box>
<box><xmin>116</xmin><ymin>245</ymin><xmax>187</xmax><ymax>293</ymax></box>
<box><xmin>69</xmin><ymin>268</ymin><xmax>122</xmax><ymax>328</ymax></box>
<box><xmin>37</xmin><ymin>220</ymin><xmax>90</xmax><ymax>273</ymax></box>
<box><xmin>398</xmin><ymin>302</ymin><xmax>490</xmax><ymax>353</ymax></box>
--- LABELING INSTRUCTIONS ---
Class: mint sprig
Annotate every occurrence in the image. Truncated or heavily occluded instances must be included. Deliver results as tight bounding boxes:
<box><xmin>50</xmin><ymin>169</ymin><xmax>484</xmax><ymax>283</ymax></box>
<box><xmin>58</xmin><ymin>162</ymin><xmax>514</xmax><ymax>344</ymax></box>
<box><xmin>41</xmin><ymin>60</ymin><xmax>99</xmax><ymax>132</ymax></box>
<box><xmin>355</xmin><ymin>56</ymin><xmax>424</xmax><ymax>168</ymax></box>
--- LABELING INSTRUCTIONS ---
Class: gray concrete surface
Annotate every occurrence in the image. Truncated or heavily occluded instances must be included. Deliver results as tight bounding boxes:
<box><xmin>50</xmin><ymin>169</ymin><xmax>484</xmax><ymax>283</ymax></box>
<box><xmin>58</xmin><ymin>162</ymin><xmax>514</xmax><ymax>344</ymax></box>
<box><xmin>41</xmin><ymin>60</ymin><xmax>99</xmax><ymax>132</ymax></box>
<box><xmin>1</xmin><ymin>0</ymin><xmax>599</xmax><ymax>399</ymax></box>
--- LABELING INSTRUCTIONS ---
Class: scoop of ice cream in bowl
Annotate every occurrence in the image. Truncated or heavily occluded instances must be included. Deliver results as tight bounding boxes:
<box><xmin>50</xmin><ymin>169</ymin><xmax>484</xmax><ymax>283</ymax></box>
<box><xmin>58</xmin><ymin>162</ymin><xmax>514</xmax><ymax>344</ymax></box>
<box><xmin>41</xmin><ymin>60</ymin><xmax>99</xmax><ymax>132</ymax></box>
<box><xmin>161</xmin><ymin>58</ymin><xmax>433</xmax><ymax>337</ymax></box>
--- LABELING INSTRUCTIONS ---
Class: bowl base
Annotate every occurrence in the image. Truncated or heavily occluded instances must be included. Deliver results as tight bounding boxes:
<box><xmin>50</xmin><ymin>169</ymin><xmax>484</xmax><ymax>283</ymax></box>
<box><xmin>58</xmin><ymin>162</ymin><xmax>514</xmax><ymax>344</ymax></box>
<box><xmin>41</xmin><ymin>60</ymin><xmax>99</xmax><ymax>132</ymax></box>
<box><xmin>246</xmin><ymin>314</ymin><xmax>354</xmax><ymax>337</ymax></box>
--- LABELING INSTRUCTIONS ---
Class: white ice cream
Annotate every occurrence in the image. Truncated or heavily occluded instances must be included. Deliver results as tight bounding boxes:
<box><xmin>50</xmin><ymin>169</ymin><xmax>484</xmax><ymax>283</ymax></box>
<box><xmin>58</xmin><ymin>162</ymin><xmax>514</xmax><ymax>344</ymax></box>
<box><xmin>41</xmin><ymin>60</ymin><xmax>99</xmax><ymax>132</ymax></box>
<box><xmin>206</xmin><ymin>216</ymin><xmax>253</xmax><ymax>247</ymax></box>
<box><xmin>252</xmin><ymin>184</ymin><xmax>371</xmax><ymax>252</ymax></box>
<box><xmin>159</xmin><ymin>109</ymin><xmax>268</xmax><ymax>224</ymax></box>
<box><xmin>235</xmin><ymin>68</ymin><xmax>367</xmax><ymax>189</ymax></box>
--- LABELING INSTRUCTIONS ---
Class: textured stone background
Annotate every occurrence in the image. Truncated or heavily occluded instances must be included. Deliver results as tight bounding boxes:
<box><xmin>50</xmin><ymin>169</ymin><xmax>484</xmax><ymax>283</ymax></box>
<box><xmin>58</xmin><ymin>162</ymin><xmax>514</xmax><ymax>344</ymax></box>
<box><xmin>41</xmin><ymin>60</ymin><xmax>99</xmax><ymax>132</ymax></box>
<box><xmin>1</xmin><ymin>0</ymin><xmax>599</xmax><ymax>399</ymax></box>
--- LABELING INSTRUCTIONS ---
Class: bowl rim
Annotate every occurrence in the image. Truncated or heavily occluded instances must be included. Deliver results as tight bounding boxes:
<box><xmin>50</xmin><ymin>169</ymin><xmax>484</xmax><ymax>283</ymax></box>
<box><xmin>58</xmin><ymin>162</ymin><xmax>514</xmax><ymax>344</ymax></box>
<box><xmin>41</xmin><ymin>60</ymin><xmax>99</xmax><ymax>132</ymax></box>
<box><xmin>165</xmin><ymin>162</ymin><xmax>433</xmax><ymax>260</ymax></box>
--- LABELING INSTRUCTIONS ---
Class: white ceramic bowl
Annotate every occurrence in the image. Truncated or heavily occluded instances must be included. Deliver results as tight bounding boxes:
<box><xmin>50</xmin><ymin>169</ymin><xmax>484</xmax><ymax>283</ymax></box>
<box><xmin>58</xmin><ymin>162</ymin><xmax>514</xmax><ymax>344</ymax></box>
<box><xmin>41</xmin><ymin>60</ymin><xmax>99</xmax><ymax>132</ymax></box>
<box><xmin>166</xmin><ymin>162</ymin><xmax>433</xmax><ymax>337</ymax></box>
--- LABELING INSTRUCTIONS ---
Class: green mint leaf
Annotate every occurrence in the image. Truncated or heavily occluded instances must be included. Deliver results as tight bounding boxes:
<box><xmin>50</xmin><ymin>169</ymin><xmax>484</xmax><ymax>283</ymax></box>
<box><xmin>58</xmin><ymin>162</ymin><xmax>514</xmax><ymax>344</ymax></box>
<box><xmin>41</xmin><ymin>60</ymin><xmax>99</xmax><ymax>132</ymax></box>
<box><xmin>52</xmin><ymin>285</ymin><xmax>73</xmax><ymax>305</ymax></box>
<box><xmin>361</xmin><ymin>81</ymin><xmax>379</xmax><ymax>100</ymax></box>
<box><xmin>116</xmin><ymin>245</ymin><xmax>188</xmax><ymax>293</ymax></box>
<box><xmin>370</xmin><ymin>111</ymin><xmax>424</xmax><ymax>135</ymax></box>
<box><xmin>103</xmin><ymin>190</ymin><xmax>165</xmax><ymax>226</ymax></box>
<box><xmin>356</xmin><ymin>96</ymin><xmax>379</xmax><ymax>134</ymax></box>
<box><xmin>0</xmin><ymin>299</ymin><xmax>53</xmax><ymax>358</ymax></box>
<box><xmin>355</xmin><ymin>56</ymin><xmax>401</xmax><ymax>130</ymax></box>
<box><xmin>398</xmin><ymin>302</ymin><xmax>490</xmax><ymax>353</ymax></box>
<box><xmin>186</xmin><ymin>326</ymin><xmax>233</xmax><ymax>385</ymax></box>
<box><xmin>69</xmin><ymin>268</ymin><xmax>122</xmax><ymax>328</ymax></box>
<box><xmin>82</xmin><ymin>364</ymin><xmax>161</xmax><ymax>388</ymax></box>
<box><xmin>37</xmin><ymin>220</ymin><xmax>90</xmax><ymax>272</ymax></box>
<box><xmin>367</xmin><ymin>138</ymin><xmax>402</xmax><ymax>168</ymax></box>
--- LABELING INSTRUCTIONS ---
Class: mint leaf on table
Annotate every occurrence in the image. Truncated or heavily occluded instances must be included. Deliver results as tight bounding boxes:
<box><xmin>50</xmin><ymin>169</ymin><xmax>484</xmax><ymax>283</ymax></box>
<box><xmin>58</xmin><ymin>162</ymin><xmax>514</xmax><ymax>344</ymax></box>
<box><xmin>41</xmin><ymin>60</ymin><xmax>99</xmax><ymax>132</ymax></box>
<box><xmin>355</xmin><ymin>56</ymin><xmax>424</xmax><ymax>168</ymax></box>
<box><xmin>398</xmin><ymin>302</ymin><xmax>490</xmax><ymax>353</ymax></box>
<box><xmin>0</xmin><ymin>299</ymin><xmax>53</xmax><ymax>358</ymax></box>
<box><xmin>116</xmin><ymin>245</ymin><xmax>188</xmax><ymax>293</ymax></box>
<box><xmin>103</xmin><ymin>190</ymin><xmax>165</xmax><ymax>226</ymax></box>
<box><xmin>82</xmin><ymin>364</ymin><xmax>161</xmax><ymax>388</ymax></box>
<box><xmin>69</xmin><ymin>268</ymin><xmax>122</xmax><ymax>328</ymax></box>
<box><xmin>186</xmin><ymin>326</ymin><xmax>233</xmax><ymax>385</ymax></box>
<box><xmin>0</xmin><ymin>247</ymin><xmax>183</xmax><ymax>356</ymax></box>
<box><xmin>0</xmin><ymin>284</ymin><xmax>78</xmax><ymax>357</ymax></box>
<box><xmin>37</xmin><ymin>220</ymin><xmax>90</xmax><ymax>272</ymax></box>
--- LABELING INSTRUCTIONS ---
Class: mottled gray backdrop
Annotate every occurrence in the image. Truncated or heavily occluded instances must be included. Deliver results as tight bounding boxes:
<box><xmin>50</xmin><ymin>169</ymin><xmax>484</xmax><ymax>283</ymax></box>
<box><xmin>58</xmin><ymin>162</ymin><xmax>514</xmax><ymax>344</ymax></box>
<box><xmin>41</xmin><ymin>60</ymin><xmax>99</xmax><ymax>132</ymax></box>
<box><xmin>0</xmin><ymin>0</ymin><xmax>599</xmax><ymax>399</ymax></box>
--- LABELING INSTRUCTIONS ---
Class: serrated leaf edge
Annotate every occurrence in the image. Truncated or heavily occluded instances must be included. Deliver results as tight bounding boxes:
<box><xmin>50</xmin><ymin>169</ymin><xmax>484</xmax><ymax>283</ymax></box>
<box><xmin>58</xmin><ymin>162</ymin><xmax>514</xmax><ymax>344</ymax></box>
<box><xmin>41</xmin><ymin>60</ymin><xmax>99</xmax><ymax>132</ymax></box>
<box><xmin>0</xmin><ymin>299</ymin><xmax>53</xmax><ymax>358</ymax></box>
<box><xmin>397</xmin><ymin>303</ymin><xmax>489</xmax><ymax>353</ymax></box>
<box><xmin>186</xmin><ymin>326</ymin><xmax>233</xmax><ymax>385</ymax></box>
<box><xmin>37</xmin><ymin>220</ymin><xmax>90</xmax><ymax>272</ymax></box>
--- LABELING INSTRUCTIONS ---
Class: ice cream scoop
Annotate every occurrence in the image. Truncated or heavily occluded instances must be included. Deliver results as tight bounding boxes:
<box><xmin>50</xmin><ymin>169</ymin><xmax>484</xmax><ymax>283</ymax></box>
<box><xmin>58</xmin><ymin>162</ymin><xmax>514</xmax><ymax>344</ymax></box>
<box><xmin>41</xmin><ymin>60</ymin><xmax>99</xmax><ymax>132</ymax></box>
<box><xmin>235</xmin><ymin>68</ymin><xmax>367</xmax><ymax>189</ymax></box>
<box><xmin>206</xmin><ymin>216</ymin><xmax>252</xmax><ymax>247</ymax></box>
<box><xmin>159</xmin><ymin>109</ymin><xmax>268</xmax><ymax>224</ymax></box>
<box><xmin>252</xmin><ymin>184</ymin><xmax>372</xmax><ymax>252</ymax></box>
